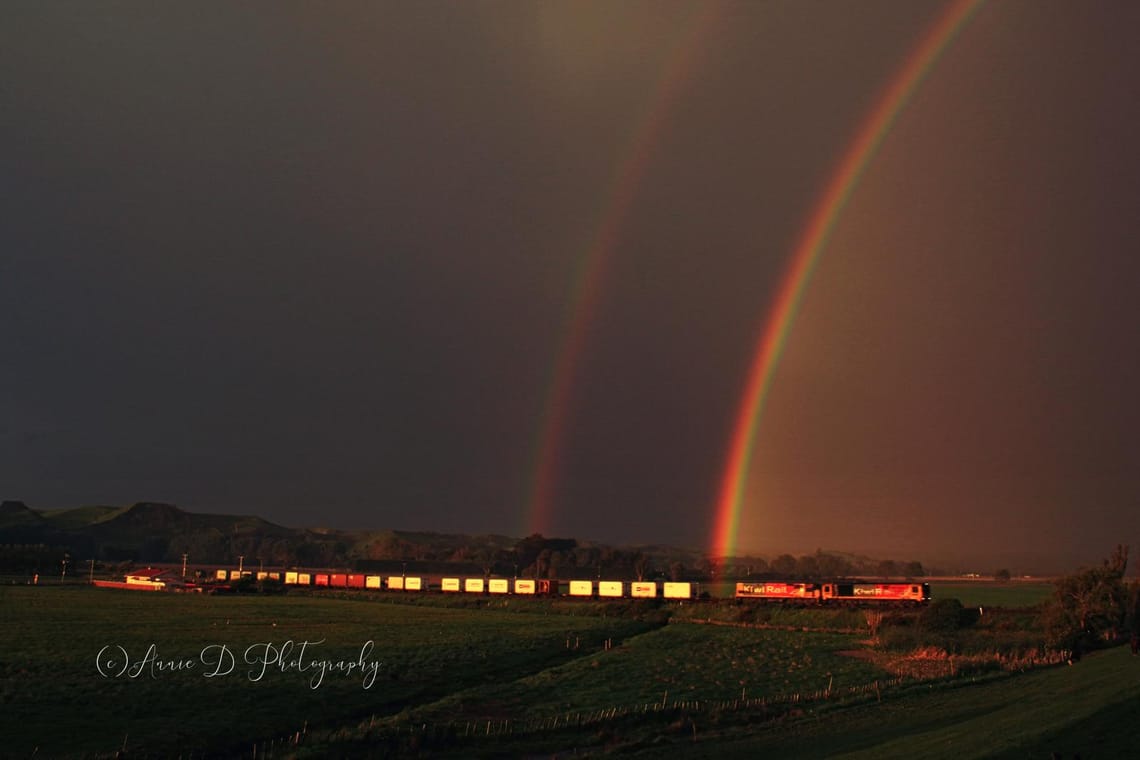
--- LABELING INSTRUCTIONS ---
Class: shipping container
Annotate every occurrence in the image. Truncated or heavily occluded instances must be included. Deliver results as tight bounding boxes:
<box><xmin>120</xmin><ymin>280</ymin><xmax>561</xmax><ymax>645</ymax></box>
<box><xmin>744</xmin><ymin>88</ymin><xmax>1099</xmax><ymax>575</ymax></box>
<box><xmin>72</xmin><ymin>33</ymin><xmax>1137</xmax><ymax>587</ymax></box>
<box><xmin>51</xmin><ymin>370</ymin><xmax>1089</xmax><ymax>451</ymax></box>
<box><xmin>514</xmin><ymin>579</ymin><xmax>536</xmax><ymax>595</ymax></box>
<box><xmin>315</xmin><ymin>574</ymin><xmax>330</xmax><ymax>587</ymax></box>
<box><xmin>365</xmin><ymin>575</ymin><xmax>382</xmax><ymax>589</ymax></box>
<box><xmin>598</xmin><ymin>581</ymin><xmax>623</xmax><ymax>598</ymax></box>
<box><xmin>284</xmin><ymin>572</ymin><xmax>299</xmax><ymax>585</ymax></box>
<box><xmin>569</xmin><ymin>580</ymin><xmax>593</xmax><ymax>597</ymax></box>
<box><xmin>297</xmin><ymin>573</ymin><xmax>312</xmax><ymax>586</ymax></box>
<box><xmin>405</xmin><ymin>576</ymin><xmax>423</xmax><ymax>591</ymax></box>
<box><xmin>663</xmin><ymin>582</ymin><xmax>692</xmax><ymax>599</ymax></box>
<box><xmin>630</xmin><ymin>582</ymin><xmax>657</xmax><ymax>598</ymax></box>
<box><xmin>488</xmin><ymin>578</ymin><xmax>509</xmax><ymax>594</ymax></box>
<box><xmin>347</xmin><ymin>574</ymin><xmax>366</xmax><ymax>588</ymax></box>
<box><xmin>387</xmin><ymin>576</ymin><xmax>404</xmax><ymax>590</ymax></box>
<box><xmin>441</xmin><ymin>577</ymin><xmax>461</xmax><ymax>592</ymax></box>
<box><xmin>464</xmin><ymin>578</ymin><xmax>485</xmax><ymax>594</ymax></box>
<box><xmin>215</xmin><ymin>570</ymin><xmax>228</xmax><ymax>581</ymax></box>
<box><xmin>256</xmin><ymin>572</ymin><xmax>269</xmax><ymax>581</ymax></box>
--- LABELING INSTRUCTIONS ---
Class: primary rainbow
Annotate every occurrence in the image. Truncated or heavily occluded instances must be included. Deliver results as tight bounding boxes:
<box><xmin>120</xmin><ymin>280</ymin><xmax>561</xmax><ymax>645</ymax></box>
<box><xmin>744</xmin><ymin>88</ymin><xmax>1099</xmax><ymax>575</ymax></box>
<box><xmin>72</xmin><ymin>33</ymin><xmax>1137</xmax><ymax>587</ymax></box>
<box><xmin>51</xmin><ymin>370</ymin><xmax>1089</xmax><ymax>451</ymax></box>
<box><xmin>710</xmin><ymin>0</ymin><xmax>985</xmax><ymax>559</ymax></box>
<box><xmin>526</xmin><ymin>4</ymin><xmax>724</xmax><ymax>536</ymax></box>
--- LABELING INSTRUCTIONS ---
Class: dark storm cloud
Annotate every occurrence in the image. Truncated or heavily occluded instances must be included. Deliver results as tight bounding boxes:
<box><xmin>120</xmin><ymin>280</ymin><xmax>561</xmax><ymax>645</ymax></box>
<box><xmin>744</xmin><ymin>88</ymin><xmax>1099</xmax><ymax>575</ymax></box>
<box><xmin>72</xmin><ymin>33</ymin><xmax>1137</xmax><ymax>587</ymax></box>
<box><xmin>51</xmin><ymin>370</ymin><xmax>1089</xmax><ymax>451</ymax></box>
<box><xmin>747</xmin><ymin>1</ymin><xmax>1140</xmax><ymax>569</ymax></box>
<box><xmin>2</xmin><ymin>1</ymin><xmax>1136</xmax><ymax>569</ymax></box>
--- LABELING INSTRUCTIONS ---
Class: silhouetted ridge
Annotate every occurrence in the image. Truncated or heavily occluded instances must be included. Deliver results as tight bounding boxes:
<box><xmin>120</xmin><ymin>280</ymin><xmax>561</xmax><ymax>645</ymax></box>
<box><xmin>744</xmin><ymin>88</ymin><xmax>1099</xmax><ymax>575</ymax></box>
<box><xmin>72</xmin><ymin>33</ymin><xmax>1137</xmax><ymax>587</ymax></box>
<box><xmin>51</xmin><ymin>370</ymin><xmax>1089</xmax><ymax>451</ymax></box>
<box><xmin>109</xmin><ymin>502</ymin><xmax>191</xmax><ymax>529</ymax></box>
<box><xmin>0</xmin><ymin>500</ymin><xmax>45</xmax><ymax>527</ymax></box>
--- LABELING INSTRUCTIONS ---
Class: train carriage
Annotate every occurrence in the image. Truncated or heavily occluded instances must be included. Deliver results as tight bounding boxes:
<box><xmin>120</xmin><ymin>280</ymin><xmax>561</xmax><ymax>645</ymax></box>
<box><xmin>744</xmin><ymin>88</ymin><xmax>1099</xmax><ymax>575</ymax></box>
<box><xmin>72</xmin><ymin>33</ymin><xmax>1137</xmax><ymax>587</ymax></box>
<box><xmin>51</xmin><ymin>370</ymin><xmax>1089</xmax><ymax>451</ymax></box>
<box><xmin>735</xmin><ymin>581</ymin><xmax>820</xmax><ymax>602</ymax></box>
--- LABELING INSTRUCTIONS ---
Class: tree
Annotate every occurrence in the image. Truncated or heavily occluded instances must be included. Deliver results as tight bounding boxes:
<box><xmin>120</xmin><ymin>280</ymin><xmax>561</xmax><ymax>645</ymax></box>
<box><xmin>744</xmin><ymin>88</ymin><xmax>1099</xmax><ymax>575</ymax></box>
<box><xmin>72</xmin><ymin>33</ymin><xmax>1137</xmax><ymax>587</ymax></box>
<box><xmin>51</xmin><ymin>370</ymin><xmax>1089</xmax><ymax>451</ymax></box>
<box><xmin>903</xmin><ymin>561</ymin><xmax>925</xmax><ymax>578</ymax></box>
<box><xmin>669</xmin><ymin>561</ymin><xmax>685</xmax><ymax>582</ymax></box>
<box><xmin>533</xmin><ymin>549</ymin><xmax>551</xmax><ymax>580</ymax></box>
<box><xmin>633</xmin><ymin>552</ymin><xmax>651</xmax><ymax>582</ymax></box>
<box><xmin>1043</xmin><ymin>545</ymin><xmax>1130</xmax><ymax>653</ymax></box>
<box><xmin>1125</xmin><ymin>581</ymin><xmax>1140</xmax><ymax>637</ymax></box>
<box><xmin>771</xmin><ymin>554</ymin><xmax>797</xmax><ymax>576</ymax></box>
<box><xmin>814</xmin><ymin>552</ymin><xmax>850</xmax><ymax>578</ymax></box>
<box><xmin>547</xmin><ymin>550</ymin><xmax>565</xmax><ymax>580</ymax></box>
<box><xmin>513</xmin><ymin>534</ymin><xmax>546</xmax><ymax>573</ymax></box>
<box><xmin>994</xmin><ymin>568</ymin><xmax>1012</xmax><ymax>583</ymax></box>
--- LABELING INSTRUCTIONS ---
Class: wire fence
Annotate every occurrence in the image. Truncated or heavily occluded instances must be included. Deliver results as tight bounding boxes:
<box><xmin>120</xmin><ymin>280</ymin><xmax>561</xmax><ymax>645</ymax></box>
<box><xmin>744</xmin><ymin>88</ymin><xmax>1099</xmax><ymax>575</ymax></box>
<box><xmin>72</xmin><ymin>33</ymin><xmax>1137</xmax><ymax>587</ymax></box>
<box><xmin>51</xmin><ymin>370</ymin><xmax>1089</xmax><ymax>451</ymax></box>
<box><xmin>231</xmin><ymin>673</ymin><xmax>912</xmax><ymax>758</ymax></box>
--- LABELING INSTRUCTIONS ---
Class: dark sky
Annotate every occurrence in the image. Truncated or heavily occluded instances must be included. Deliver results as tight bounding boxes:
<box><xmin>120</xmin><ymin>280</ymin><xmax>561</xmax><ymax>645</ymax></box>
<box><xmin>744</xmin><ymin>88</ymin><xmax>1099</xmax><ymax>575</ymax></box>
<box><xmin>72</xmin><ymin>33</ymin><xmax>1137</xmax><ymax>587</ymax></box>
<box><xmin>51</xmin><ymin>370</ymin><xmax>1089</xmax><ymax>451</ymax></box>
<box><xmin>3</xmin><ymin>1</ymin><xmax>1137</xmax><ymax>570</ymax></box>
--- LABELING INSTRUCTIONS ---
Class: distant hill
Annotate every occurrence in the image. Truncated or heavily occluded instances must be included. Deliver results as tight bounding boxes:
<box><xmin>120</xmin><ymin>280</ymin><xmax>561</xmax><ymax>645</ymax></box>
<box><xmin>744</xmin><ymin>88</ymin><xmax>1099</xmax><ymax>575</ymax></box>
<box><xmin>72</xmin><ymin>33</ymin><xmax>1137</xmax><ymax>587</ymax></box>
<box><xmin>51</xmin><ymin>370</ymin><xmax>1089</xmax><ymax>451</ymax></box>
<box><xmin>0</xmin><ymin>501</ymin><xmax>707</xmax><ymax>578</ymax></box>
<box><xmin>0</xmin><ymin>500</ymin><xmax>47</xmax><ymax>528</ymax></box>
<box><xmin>38</xmin><ymin>505</ymin><xmax>122</xmax><ymax>529</ymax></box>
<box><xmin>0</xmin><ymin>500</ymin><xmax>968</xmax><ymax>578</ymax></box>
<box><xmin>0</xmin><ymin>501</ymin><xmax>301</xmax><ymax>567</ymax></box>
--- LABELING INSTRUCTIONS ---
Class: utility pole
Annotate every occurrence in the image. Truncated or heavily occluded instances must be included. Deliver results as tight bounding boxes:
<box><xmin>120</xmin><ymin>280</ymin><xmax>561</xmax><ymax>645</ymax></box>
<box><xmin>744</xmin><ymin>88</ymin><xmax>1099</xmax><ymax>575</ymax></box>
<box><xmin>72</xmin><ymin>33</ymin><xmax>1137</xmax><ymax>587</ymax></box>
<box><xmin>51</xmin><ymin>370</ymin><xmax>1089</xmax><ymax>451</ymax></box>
<box><xmin>89</xmin><ymin>558</ymin><xmax>95</xmax><ymax>584</ymax></box>
<box><xmin>61</xmin><ymin>553</ymin><xmax>69</xmax><ymax>583</ymax></box>
<box><xmin>238</xmin><ymin>555</ymin><xmax>244</xmax><ymax>574</ymax></box>
<box><xmin>181</xmin><ymin>553</ymin><xmax>188</xmax><ymax>578</ymax></box>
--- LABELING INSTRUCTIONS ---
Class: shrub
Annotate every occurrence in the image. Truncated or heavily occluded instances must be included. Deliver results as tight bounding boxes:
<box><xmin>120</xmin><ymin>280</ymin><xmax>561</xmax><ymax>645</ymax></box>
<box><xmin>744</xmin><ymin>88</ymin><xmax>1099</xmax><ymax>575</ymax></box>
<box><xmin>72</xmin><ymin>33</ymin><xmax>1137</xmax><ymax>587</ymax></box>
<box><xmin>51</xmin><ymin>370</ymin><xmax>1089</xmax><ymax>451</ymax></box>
<box><xmin>919</xmin><ymin>598</ymin><xmax>971</xmax><ymax>634</ymax></box>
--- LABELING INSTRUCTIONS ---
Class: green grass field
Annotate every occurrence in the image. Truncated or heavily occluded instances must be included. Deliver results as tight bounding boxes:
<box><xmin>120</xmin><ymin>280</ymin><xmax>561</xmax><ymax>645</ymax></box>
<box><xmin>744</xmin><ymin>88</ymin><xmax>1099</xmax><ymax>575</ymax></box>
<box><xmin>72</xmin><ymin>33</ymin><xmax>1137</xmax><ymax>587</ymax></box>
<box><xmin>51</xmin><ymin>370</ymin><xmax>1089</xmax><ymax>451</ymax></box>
<box><xmin>1</xmin><ymin>580</ymin><xmax>1127</xmax><ymax>759</ymax></box>
<box><xmin>0</xmin><ymin>585</ymin><xmax>653</xmax><ymax>756</ymax></box>
<box><xmin>931</xmin><ymin>581</ymin><xmax>1053</xmax><ymax>609</ymax></box>
<box><xmin>651</xmin><ymin>644</ymin><xmax>1140</xmax><ymax>759</ymax></box>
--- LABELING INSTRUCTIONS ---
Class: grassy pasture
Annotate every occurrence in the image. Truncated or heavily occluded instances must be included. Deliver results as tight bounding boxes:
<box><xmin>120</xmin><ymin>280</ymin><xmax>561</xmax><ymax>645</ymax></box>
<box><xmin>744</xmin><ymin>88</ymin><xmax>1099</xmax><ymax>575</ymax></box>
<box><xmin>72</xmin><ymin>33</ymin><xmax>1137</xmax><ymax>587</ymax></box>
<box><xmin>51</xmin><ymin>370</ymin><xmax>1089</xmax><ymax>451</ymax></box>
<box><xmin>652</xmin><ymin>644</ymin><xmax>1140</xmax><ymax>759</ymax></box>
<box><xmin>3</xmin><ymin>580</ymin><xmax>1121</xmax><ymax>759</ymax></box>
<box><xmin>376</xmin><ymin>621</ymin><xmax>886</xmax><ymax>726</ymax></box>
<box><xmin>931</xmin><ymin>581</ymin><xmax>1053</xmax><ymax>608</ymax></box>
<box><xmin>0</xmin><ymin>585</ymin><xmax>893</xmax><ymax>757</ymax></box>
<box><xmin>0</xmin><ymin>585</ymin><xmax>654</xmax><ymax>757</ymax></box>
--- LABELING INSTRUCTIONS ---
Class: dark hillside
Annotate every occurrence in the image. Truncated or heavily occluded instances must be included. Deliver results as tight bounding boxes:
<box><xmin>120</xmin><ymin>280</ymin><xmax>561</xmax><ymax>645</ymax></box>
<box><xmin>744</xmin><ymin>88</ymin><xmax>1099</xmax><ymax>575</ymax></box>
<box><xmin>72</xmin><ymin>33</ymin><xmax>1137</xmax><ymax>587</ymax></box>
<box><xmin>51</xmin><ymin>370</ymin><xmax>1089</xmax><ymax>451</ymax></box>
<box><xmin>0</xmin><ymin>500</ymin><xmax>45</xmax><ymax>528</ymax></box>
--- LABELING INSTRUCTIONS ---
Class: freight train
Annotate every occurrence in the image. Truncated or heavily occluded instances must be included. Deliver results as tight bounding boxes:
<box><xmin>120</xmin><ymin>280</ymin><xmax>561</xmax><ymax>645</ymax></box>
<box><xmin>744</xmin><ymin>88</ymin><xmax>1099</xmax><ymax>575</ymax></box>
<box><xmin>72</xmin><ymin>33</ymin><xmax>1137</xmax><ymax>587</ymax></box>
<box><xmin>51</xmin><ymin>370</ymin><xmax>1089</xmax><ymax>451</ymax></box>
<box><xmin>734</xmin><ymin>580</ymin><xmax>930</xmax><ymax>605</ymax></box>
<box><xmin>210</xmin><ymin>569</ymin><xmax>930</xmax><ymax>605</ymax></box>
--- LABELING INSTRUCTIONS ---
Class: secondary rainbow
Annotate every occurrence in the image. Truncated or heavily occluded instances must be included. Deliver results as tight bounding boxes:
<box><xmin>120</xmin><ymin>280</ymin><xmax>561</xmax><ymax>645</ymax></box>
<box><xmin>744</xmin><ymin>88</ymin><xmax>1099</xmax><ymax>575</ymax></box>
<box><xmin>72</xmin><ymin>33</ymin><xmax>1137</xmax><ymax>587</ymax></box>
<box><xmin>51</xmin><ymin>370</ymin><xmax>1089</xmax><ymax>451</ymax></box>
<box><xmin>526</xmin><ymin>5</ymin><xmax>723</xmax><ymax>536</ymax></box>
<box><xmin>711</xmin><ymin>0</ymin><xmax>985</xmax><ymax>559</ymax></box>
